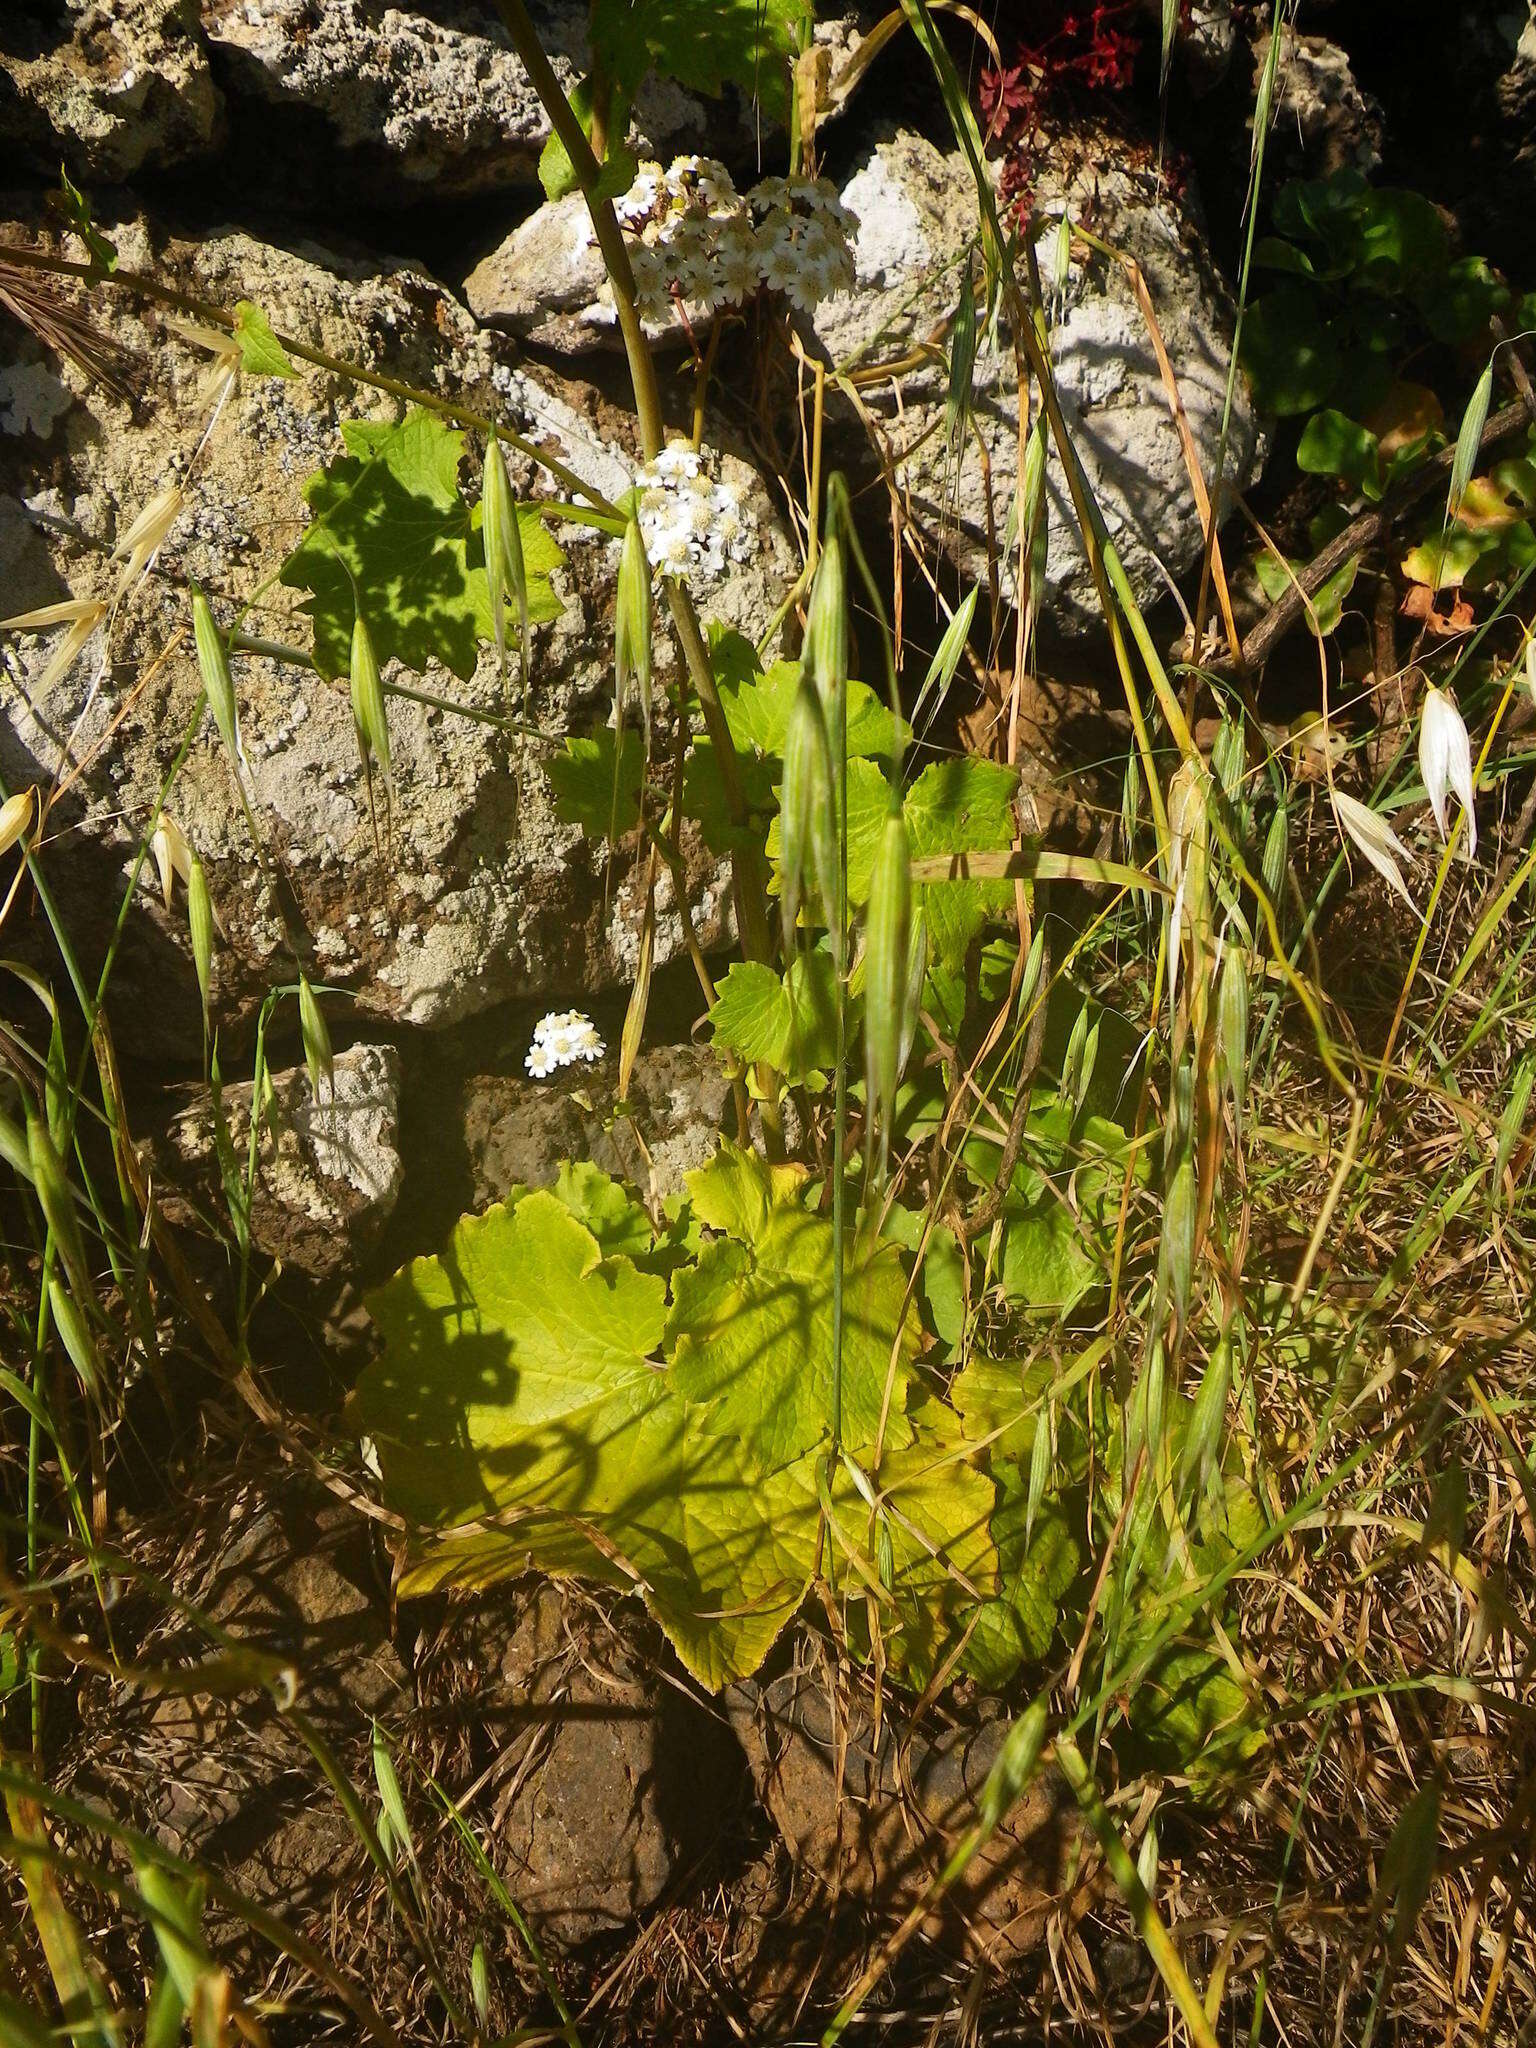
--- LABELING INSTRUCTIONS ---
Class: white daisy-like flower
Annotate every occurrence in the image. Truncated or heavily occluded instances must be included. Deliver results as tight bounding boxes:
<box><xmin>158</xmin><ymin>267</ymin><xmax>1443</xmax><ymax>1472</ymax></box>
<box><xmin>799</xmin><ymin>178</ymin><xmax>857</xmax><ymax>239</ymax></box>
<box><xmin>615</xmin><ymin>161</ymin><xmax>664</xmax><ymax>226</ymax></box>
<box><xmin>652</xmin><ymin>443</ymin><xmax>702</xmax><ymax>486</ymax></box>
<box><xmin>648</xmin><ymin>518</ymin><xmax>696</xmax><ymax>580</ymax></box>
<box><xmin>695</xmin><ymin>159</ymin><xmax>739</xmax><ymax>212</ymax></box>
<box><xmin>629</xmin><ymin>243</ymin><xmax>673</xmax><ymax>324</ymax></box>
<box><xmin>759</xmin><ymin>234</ymin><xmax>808</xmax><ymax>302</ymax></box>
<box><xmin>749</xmin><ymin>175</ymin><xmax>792</xmax><ymax>215</ymax></box>
<box><xmin>673</xmin><ymin>245</ymin><xmax>721</xmax><ymax>308</ymax></box>
<box><xmin>800</xmin><ymin>217</ymin><xmax>839</xmax><ymax>268</ymax></box>
<box><xmin>715</xmin><ymin>220</ymin><xmax>762</xmax><ymax>304</ymax></box>
<box><xmin>632</xmin><ymin>447</ymin><xmax>755</xmax><ymax>589</ymax></box>
<box><xmin>526</xmin><ymin>1008</ymin><xmax>605</xmax><ymax>1076</ymax></box>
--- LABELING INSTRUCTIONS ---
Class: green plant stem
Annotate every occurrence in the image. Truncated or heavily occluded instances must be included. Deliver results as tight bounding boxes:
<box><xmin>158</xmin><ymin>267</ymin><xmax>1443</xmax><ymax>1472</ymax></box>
<box><xmin>829</xmin><ymin>669</ymin><xmax>850</xmax><ymax>1460</ymax></box>
<box><xmin>0</xmin><ymin>242</ymin><xmax>618</xmax><ymax>521</ymax></box>
<box><xmin>488</xmin><ymin>0</ymin><xmax>777</xmax><ymax>978</ymax></box>
<box><xmin>1054</xmin><ymin>1735</ymin><xmax>1222</xmax><ymax>2048</ymax></box>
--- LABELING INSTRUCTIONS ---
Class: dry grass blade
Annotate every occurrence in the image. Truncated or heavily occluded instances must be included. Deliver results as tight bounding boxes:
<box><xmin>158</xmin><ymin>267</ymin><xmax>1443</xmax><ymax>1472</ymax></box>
<box><xmin>0</xmin><ymin>260</ymin><xmax>137</xmax><ymax>401</ymax></box>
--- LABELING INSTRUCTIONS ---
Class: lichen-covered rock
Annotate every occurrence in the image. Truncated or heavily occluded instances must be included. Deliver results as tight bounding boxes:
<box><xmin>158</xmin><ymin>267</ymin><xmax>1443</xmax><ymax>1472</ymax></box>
<box><xmin>728</xmin><ymin>1651</ymin><xmax>1096</xmax><ymax>1961</ymax></box>
<box><xmin>487</xmin><ymin>1582</ymin><xmax>741</xmax><ymax>1946</ymax></box>
<box><xmin>199</xmin><ymin>0</ymin><xmax>763</xmax><ymax>202</ymax></box>
<box><xmin>808</xmin><ymin>126</ymin><xmax>1265</xmax><ymax>637</ymax></box>
<box><xmin>464</xmin><ymin>189</ymin><xmax>622</xmax><ymax>351</ymax></box>
<box><xmin>0</xmin><ymin>0</ymin><xmax>222</xmax><ymax>180</ymax></box>
<box><xmin>1260</xmin><ymin>24</ymin><xmax>1384</xmax><ymax>178</ymax></box>
<box><xmin>462</xmin><ymin>1041</ymin><xmax>732</xmax><ymax>1207</ymax></box>
<box><xmin>0</xmin><ymin>213</ymin><xmax>792</xmax><ymax>1059</ymax></box>
<box><xmin>146</xmin><ymin>1042</ymin><xmax>404</xmax><ymax>1281</ymax></box>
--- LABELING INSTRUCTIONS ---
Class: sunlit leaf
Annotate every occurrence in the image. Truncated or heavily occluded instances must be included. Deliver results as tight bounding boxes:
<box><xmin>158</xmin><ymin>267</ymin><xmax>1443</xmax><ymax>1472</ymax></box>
<box><xmin>280</xmin><ymin>408</ymin><xmax>562</xmax><ymax>679</ymax></box>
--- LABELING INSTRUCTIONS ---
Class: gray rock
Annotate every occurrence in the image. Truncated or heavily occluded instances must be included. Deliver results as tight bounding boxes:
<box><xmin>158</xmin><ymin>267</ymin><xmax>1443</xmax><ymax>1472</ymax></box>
<box><xmin>728</xmin><ymin>1646</ymin><xmax>1095</xmax><ymax>1961</ymax></box>
<box><xmin>72</xmin><ymin>1486</ymin><xmax>406</xmax><ymax>1904</ymax></box>
<box><xmin>483</xmin><ymin>1581</ymin><xmax>740</xmax><ymax>1946</ymax></box>
<box><xmin>459</xmin><ymin>1041</ymin><xmax>731</xmax><ymax>1210</ymax></box>
<box><xmin>146</xmin><ymin>1041</ymin><xmax>404</xmax><ymax>1281</ymax></box>
<box><xmin>1</xmin><ymin>0</ymin><xmax>222</xmax><ymax>180</ymax></box>
<box><xmin>1261</xmin><ymin>24</ymin><xmax>1384</xmax><ymax>178</ymax></box>
<box><xmin>0</xmin><ymin>213</ymin><xmax>791</xmax><ymax>1059</ymax></box>
<box><xmin>464</xmin><ymin>190</ymin><xmax>616</xmax><ymax>351</ymax></box>
<box><xmin>808</xmin><ymin>127</ymin><xmax>1264</xmax><ymax>636</ymax></box>
<box><xmin>200</xmin><ymin>0</ymin><xmax>767</xmax><ymax>201</ymax></box>
<box><xmin>1180</xmin><ymin>1</ymin><xmax>1237</xmax><ymax>95</ymax></box>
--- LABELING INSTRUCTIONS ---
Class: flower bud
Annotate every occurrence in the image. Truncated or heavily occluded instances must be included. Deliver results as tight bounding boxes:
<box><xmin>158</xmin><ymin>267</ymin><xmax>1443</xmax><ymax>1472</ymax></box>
<box><xmin>27</xmin><ymin>1106</ymin><xmax>94</xmax><ymax>1311</ymax></box>
<box><xmin>1136</xmin><ymin>1817</ymin><xmax>1160</xmax><ymax>1898</ymax></box>
<box><xmin>48</xmin><ymin>1275</ymin><xmax>104</xmax><ymax>1404</ymax></box>
<box><xmin>1021</xmin><ymin>413</ymin><xmax>1048</xmax><ymax>614</ymax></box>
<box><xmin>1180</xmin><ymin>1333</ymin><xmax>1231</xmax><ymax>1506</ymax></box>
<box><xmin>1025</xmin><ymin>1401</ymin><xmax>1052</xmax><ymax>1546</ymax></box>
<box><xmin>1261</xmin><ymin>799</ymin><xmax>1289</xmax><ymax>910</ymax></box>
<box><xmin>471</xmin><ymin>1946</ymin><xmax>490</xmax><ymax>2032</ymax></box>
<box><xmin>1418</xmin><ymin>684</ymin><xmax>1477</xmax><ymax>858</ymax></box>
<box><xmin>615</xmin><ymin>513</ymin><xmax>654</xmax><ymax>748</ymax></box>
<box><xmin>864</xmin><ymin>800</ymin><xmax>912</xmax><ymax>1177</ymax></box>
<box><xmin>149</xmin><ymin>811</ymin><xmax>191</xmax><ymax>913</ymax></box>
<box><xmin>187</xmin><ymin>853</ymin><xmax>214</xmax><ymax>1029</ymax></box>
<box><xmin>1217</xmin><ymin>943</ymin><xmax>1249</xmax><ymax>1136</ymax></box>
<box><xmin>944</xmin><ymin>261</ymin><xmax>976</xmax><ymax>457</ymax></box>
<box><xmin>0</xmin><ymin>786</ymin><xmax>35</xmax><ymax>857</ymax></box>
<box><xmin>298</xmin><ymin>974</ymin><xmax>333</xmax><ymax>1108</ymax></box>
<box><xmin>349</xmin><ymin>609</ymin><xmax>392</xmax><ymax>797</ymax></box>
<box><xmin>804</xmin><ymin>531</ymin><xmax>848</xmax><ymax>718</ymax></box>
<box><xmin>191</xmin><ymin>589</ymin><xmax>245</xmax><ymax>775</ymax></box>
<box><xmin>976</xmin><ymin>1699</ymin><xmax>1049</xmax><ymax>1834</ymax></box>
<box><xmin>779</xmin><ymin>677</ymin><xmax>838</xmax><ymax>955</ymax></box>
<box><xmin>483</xmin><ymin>432</ymin><xmax>530</xmax><ymax>700</ymax></box>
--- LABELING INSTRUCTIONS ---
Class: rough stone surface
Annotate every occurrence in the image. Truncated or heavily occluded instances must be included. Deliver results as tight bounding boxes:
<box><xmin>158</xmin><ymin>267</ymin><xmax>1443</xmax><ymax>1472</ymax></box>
<box><xmin>0</xmin><ymin>213</ymin><xmax>792</xmax><ymax>1059</ymax></box>
<box><xmin>808</xmin><ymin>126</ymin><xmax>1264</xmax><ymax>636</ymax></box>
<box><xmin>199</xmin><ymin>0</ymin><xmax>767</xmax><ymax>202</ymax></box>
<box><xmin>0</xmin><ymin>0</ymin><xmax>222</xmax><ymax>180</ymax></box>
<box><xmin>464</xmin><ymin>190</ymin><xmax>616</xmax><ymax>351</ymax></box>
<box><xmin>145</xmin><ymin>1041</ymin><xmax>404</xmax><ymax>1280</ymax></box>
<box><xmin>1179</xmin><ymin>0</ymin><xmax>1236</xmax><ymax>96</ymax></box>
<box><xmin>728</xmin><ymin>1650</ymin><xmax>1096</xmax><ymax>1960</ymax></box>
<box><xmin>460</xmin><ymin>1040</ymin><xmax>732</xmax><ymax>1208</ymax></box>
<box><xmin>70</xmin><ymin>1487</ymin><xmax>406</xmax><ymax>1908</ymax></box>
<box><xmin>479</xmin><ymin>1581</ymin><xmax>742</xmax><ymax>1946</ymax></box>
<box><xmin>1262</xmin><ymin>25</ymin><xmax>1384</xmax><ymax>178</ymax></box>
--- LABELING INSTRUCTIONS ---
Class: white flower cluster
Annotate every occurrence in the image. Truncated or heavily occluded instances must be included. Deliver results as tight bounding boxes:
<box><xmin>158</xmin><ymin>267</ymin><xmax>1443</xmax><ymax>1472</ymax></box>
<box><xmin>609</xmin><ymin>155</ymin><xmax>857</xmax><ymax>324</ymax></box>
<box><xmin>634</xmin><ymin>442</ymin><xmax>755</xmax><ymax>583</ymax></box>
<box><xmin>525</xmin><ymin>1009</ymin><xmax>605</xmax><ymax>1079</ymax></box>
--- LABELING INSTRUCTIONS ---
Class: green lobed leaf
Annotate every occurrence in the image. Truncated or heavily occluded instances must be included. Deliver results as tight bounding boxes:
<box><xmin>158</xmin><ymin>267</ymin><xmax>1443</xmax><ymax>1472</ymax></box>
<box><xmin>548</xmin><ymin>727</ymin><xmax>645</xmax><ymax>839</ymax></box>
<box><xmin>881</xmin><ymin>1202</ymin><xmax>966</xmax><ymax>1358</ymax></box>
<box><xmin>389</xmin><ymin>1367</ymin><xmax>823</xmax><ymax>1690</ymax></box>
<box><xmin>232</xmin><ymin>300</ymin><xmax>296</xmax><ymax>378</ymax></box>
<box><xmin>721</xmin><ymin>655</ymin><xmax>909</xmax><ymax>762</ymax></box>
<box><xmin>354</xmin><ymin>1187</ymin><xmax>819</xmax><ymax>1688</ymax></box>
<box><xmin>830</xmin><ymin>1392</ymin><xmax>1000</xmax><ymax>1684</ymax></box>
<box><xmin>280</xmin><ymin>408</ymin><xmax>562</xmax><ymax>680</ymax></box>
<box><xmin>552</xmin><ymin>1161</ymin><xmax>654</xmax><ymax>1261</ymax></box>
<box><xmin>666</xmin><ymin>1143</ymin><xmax>920</xmax><ymax>1471</ymax></box>
<box><xmin>589</xmin><ymin>0</ymin><xmax>810</xmax><ymax>119</ymax></box>
<box><xmin>359</xmin><ymin>1190</ymin><xmax>666</xmax><ymax>1472</ymax></box>
<box><xmin>1240</xmin><ymin>288</ymin><xmax>1341</xmax><ymax>416</ymax></box>
<box><xmin>707</xmin><ymin>952</ymin><xmax>839</xmax><ymax>1083</ymax></box>
<box><xmin>947</xmin><ymin>1354</ymin><xmax>1080</xmax><ymax>1685</ymax></box>
<box><xmin>771</xmin><ymin>757</ymin><xmax>1019</xmax><ymax>971</ymax></box>
<box><xmin>1296</xmin><ymin>409</ymin><xmax>1381</xmax><ymax>498</ymax></box>
<box><xmin>999</xmin><ymin>1190</ymin><xmax>1102</xmax><ymax>1314</ymax></box>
